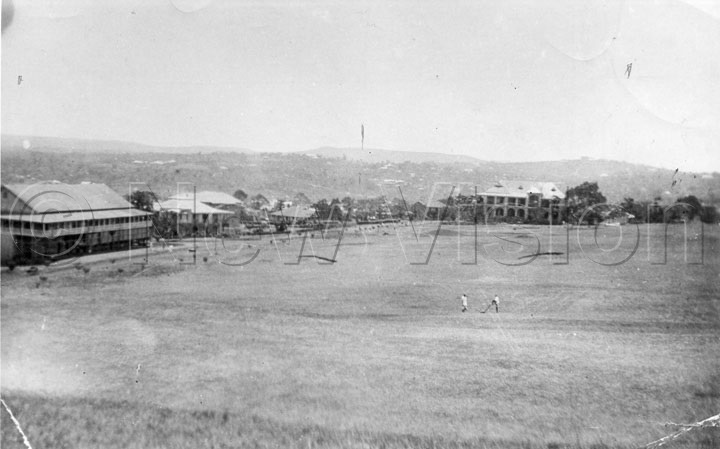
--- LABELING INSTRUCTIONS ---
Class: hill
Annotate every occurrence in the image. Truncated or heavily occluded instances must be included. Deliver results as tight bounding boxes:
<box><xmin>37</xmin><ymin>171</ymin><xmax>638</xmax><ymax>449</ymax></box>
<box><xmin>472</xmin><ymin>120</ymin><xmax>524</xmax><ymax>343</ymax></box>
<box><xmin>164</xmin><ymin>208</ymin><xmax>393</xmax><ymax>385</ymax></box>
<box><xmin>1</xmin><ymin>135</ymin><xmax>719</xmax><ymax>205</ymax></box>
<box><xmin>298</xmin><ymin>146</ymin><xmax>483</xmax><ymax>165</ymax></box>
<box><xmin>0</xmin><ymin>134</ymin><xmax>255</xmax><ymax>155</ymax></box>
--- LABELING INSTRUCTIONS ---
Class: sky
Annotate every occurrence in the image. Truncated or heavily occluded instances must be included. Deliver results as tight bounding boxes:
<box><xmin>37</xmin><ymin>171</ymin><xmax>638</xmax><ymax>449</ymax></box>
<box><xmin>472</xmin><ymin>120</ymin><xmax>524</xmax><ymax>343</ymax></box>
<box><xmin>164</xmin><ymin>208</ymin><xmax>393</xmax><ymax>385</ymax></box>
<box><xmin>2</xmin><ymin>0</ymin><xmax>719</xmax><ymax>172</ymax></box>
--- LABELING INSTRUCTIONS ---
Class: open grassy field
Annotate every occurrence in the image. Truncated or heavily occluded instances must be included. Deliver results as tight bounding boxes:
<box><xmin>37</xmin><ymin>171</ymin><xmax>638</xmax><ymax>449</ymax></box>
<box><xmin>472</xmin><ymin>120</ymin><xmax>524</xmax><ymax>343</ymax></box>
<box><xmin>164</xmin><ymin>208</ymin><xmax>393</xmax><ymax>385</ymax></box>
<box><xmin>2</xmin><ymin>222</ymin><xmax>719</xmax><ymax>448</ymax></box>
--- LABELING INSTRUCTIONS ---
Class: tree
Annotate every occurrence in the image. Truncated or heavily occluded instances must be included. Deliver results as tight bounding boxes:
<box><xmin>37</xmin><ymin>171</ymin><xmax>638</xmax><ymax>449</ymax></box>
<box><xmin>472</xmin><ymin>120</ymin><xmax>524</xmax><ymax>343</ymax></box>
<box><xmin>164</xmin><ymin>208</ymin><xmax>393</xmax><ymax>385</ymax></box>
<box><xmin>152</xmin><ymin>211</ymin><xmax>180</xmax><ymax>239</ymax></box>
<box><xmin>701</xmin><ymin>206</ymin><xmax>718</xmax><ymax>224</ymax></box>
<box><xmin>249</xmin><ymin>194</ymin><xmax>269</xmax><ymax>210</ymax></box>
<box><xmin>313</xmin><ymin>199</ymin><xmax>331</xmax><ymax>220</ymax></box>
<box><xmin>233</xmin><ymin>189</ymin><xmax>248</xmax><ymax>202</ymax></box>
<box><xmin>454</xmin><ymin>195</ymin><xmax>482</xmax><ymax>223</ymax></box>
<box><xmin>341</xmin><ymin>196</ymin><xmax>354</xmax><ymax>211</ymax></box>
<box><xmin>646</xmin><ymin>197</ymin><xmax>664</xmax><ymax>223</ymax></box>
<box><xmin>293</xmin><ymin>192</ymin><xmax>312</xmax><ymax>205</ymax></box>
<box><xmin>329</xmin><ymin>198</ymin><xmax>345</xmax><ymax>221</ymax></box>
<box><xmin>125</xmin><ymin>190</ymin><xmax>156</xmax><ymax>212</ymax></box>
<box><xmin>410</xmin><ymin>202</ymin><xmax>426</xmax><ymax>221</ymax></box>
<box><xmin>388</xmin><ymin>198</ymin><xmax>407</xmax><ymax>218</ymax></box>
<box><xmin>620</xmin><ymin>197</ymin><xmax>645</xmax><ymax>222</ymax></box>
<box><xmin>566</xmin><ymin>182</ymin><xmax>607</xmax><ymax>224</ymax></box>
<box><xmin>674</xmin><ymin>195</ymin><xmax>703</xmax><ymax>221</ymax></box>
<box><xmin>354</xmin><ymin>196</ymin><xmax>387</xmax><ymax>220</ymax></box>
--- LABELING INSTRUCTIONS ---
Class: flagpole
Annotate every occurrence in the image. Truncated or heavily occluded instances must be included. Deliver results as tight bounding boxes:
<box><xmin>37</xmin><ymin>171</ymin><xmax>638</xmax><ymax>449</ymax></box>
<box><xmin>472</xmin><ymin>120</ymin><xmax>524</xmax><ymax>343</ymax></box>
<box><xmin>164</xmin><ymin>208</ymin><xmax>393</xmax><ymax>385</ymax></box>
<box><xmin>360</xmin><ymin>124</ymin><xmax>364</xmax><ymax>195</ymax></box>
<box><xmin>361</xmin><ymin>123</ymin><xmax>364</xmax><ymax>152</ymax></box>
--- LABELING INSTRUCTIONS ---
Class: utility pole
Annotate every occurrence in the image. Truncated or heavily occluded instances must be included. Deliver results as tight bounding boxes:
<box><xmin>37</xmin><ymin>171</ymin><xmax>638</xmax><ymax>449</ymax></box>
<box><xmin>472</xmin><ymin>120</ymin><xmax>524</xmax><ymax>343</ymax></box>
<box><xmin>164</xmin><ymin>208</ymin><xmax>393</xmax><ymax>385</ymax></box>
<box><xmin>145</xmin><ymin>208</ymin><xmax>149</xmax><ymax>264</ymax></box>
<box><xmin>193</xmin><ymin>185</ymin><xmax>197</xmax><ymax>265</ymax></box>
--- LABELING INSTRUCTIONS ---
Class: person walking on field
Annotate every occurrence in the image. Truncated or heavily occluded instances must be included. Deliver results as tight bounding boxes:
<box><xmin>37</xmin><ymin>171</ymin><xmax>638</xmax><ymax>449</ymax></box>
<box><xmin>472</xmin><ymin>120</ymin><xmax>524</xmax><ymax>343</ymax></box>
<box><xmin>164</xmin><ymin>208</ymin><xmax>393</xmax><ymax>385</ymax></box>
<box><xmin>461</xmin><ymin>294</ymin><xmax>468</xmax><ymax>312</ymax></box>
<box><xmin>491</xmin><ymin>294</ymin><xmax>499</xmax><ymax>313</ymax></box>
<box><xmin>482</xmin><ymin>294</ymin><xmax>500</xmax><ymax>313</ymax></box>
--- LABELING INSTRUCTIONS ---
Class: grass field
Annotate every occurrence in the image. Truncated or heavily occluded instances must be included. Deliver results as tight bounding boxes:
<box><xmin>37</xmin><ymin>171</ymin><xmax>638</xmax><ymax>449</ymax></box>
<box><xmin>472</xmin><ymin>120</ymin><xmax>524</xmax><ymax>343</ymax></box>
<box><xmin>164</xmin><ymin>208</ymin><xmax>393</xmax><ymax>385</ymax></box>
<box><xmin>2</xmin><ymin>223</ymin><xmax>719</xmax><ymax>448</ymax></box>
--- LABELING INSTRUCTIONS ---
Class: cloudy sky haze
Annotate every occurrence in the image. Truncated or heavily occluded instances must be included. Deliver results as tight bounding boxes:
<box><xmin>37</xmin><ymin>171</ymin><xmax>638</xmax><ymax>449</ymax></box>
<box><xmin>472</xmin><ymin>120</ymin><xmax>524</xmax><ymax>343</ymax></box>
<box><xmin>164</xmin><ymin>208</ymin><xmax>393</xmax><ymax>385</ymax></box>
<box><xmin>2</xmin><ymin>0</ymin><xmax>719</xmax><ymax>171</ymax></box>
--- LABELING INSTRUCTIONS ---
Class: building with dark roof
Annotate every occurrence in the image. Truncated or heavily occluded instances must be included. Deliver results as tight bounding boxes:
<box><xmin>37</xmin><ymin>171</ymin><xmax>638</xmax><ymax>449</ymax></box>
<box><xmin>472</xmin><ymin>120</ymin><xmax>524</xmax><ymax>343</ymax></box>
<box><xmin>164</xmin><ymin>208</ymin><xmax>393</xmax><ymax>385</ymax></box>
<box><xmin>269</xmin><ymin>206</ymin><xmax>317</xmax><ymax>230</ymax></box>
<box><xmin>1</xmin><ymin>182</ymin><xmax>152</xmax><ymax>265</ymax></box>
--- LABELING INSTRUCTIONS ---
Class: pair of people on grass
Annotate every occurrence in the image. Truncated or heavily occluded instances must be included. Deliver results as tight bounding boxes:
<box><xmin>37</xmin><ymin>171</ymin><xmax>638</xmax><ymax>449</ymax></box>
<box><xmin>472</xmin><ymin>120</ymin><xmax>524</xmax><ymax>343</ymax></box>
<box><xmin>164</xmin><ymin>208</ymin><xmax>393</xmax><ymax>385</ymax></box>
<box><xmin>460</xmin><ymin>293</ymin><xmax>499</xmax><ymax>313</ymax></box>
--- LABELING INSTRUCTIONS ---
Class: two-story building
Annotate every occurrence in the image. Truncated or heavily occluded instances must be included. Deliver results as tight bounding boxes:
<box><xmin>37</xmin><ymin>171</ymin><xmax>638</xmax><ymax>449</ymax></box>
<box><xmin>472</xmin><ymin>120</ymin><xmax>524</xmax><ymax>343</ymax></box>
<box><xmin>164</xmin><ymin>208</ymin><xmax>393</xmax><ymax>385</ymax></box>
<box><xmin>479</xmin><ymin>180</ymin><xmax>565</xmax><ymax>221</ymax></box>
<box><xmin>1</xmin><ymin>182</ymin><xmax>152</xmax><ymax>265</ymax></box>
<box><xmin>424</xmin><ymin>180</ymin><xmax>566</xmax><ymax>223</ymax></box>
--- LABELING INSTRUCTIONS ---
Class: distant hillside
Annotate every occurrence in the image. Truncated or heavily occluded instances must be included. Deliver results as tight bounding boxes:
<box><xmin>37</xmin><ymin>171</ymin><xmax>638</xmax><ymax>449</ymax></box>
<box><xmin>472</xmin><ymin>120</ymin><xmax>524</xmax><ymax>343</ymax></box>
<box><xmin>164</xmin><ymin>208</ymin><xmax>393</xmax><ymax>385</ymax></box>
<box><xmin>2</xmin><ymin>135</ymin><xmax>718</xmax><ymax>206</ymax></box>
<box><xmin>1</xmin><ymin>134</ymin><xmax>256</xmax><ymax>155</ymax></box>
<box><xmin>298</xmin><ymin>147</ymin><xmax>482</xmax><ymax>165</ymax></box>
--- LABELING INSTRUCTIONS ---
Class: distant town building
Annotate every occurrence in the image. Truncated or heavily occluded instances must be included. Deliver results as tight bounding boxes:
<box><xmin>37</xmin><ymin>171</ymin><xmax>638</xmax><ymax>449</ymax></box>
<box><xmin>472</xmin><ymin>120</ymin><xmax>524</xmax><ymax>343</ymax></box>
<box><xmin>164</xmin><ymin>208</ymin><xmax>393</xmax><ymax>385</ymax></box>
<box><xmin>1</xmin><ymin>182</ymin><xmax>152</xmax><ymax>265</ymax></box>
<box><xmin>154</xmin><ymin>198</ymin><xmax>233</xmax><ymax>227</ymax></box>
<box><xmin>168</xmin><ymin>191</ymin><xmax>243</xmax><ymax>211</ymax></box>
<box><xmin>425</xmin><ymin>199</ymin><xmax>452</xmax><ymax>221</ymax></box>
<box><xmin>269</xmin><ymin>206</ymin><xmax>316</xmax><ymax>227</ymax></box>
<box><xmin>425</xmin><ymin>180</ymin><xmax>565</xmax><ymax>222</ymax></box>
<box><xmin>479</xmin><ymin>180</ymin><xmax>565</xmax><ymax>221</ymax></box>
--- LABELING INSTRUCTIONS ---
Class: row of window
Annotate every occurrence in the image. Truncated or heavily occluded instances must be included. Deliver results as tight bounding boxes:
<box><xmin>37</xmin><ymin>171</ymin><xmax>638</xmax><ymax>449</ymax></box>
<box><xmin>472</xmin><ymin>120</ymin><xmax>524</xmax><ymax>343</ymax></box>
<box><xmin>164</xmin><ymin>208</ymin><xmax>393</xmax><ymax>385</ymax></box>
<box><xmin>1</xmin><ymin>216</ymin><xmax>149</xmax><ymax>232</ymax></box>
<box><xmin>484</xmin><ymin>197</ymin><xmax>529</xmax><ymax>206</ymax></box>
<box><xmin>447</xmin><ymin>197</ymin><xmax>563</xmax><ymax>207</ymax></box>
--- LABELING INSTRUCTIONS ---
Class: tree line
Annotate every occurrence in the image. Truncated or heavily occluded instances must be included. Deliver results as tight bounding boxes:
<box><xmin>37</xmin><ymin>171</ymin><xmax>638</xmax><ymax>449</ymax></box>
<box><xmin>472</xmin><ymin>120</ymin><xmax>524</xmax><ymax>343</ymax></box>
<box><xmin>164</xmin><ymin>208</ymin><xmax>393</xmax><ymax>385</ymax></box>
<box><xmin>126</xmin><ymin>181</ymin><xmax>718</xmax><ymax>238</ymax></box>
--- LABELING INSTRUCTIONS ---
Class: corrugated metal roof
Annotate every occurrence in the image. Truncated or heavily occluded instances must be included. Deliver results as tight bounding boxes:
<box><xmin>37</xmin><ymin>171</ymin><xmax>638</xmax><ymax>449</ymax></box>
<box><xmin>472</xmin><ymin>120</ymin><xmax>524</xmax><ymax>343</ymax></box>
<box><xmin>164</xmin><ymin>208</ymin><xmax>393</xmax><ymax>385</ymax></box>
<box><xmin>481</xmin><ymin>180</ymin><xmax>565</xmax><ymax>199</ymax></box>
<box><xmin>3</xmin><ymin>183</ymin><xmax>133</xmax><ymax>213</ymax></box>
<box><xmin>270</xmin><ymin>206</ymin><xmax>316</xmax><ymax>219</ymax></box>
<box><xmin>2</xmin><ymin>208</ymin><xmax>151</xmax><ymax>223</ymax></box>
<box><xmin>169</xmin><ymin>191</ymin><xmax>241</xmax><ymax>205</ymax></box>
<box><xmin>155</xmin><ymin>199</ymin><xmax>234</xmax><ymax>215</ymax></box>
